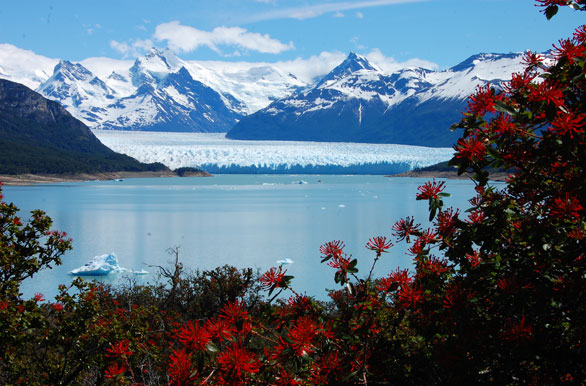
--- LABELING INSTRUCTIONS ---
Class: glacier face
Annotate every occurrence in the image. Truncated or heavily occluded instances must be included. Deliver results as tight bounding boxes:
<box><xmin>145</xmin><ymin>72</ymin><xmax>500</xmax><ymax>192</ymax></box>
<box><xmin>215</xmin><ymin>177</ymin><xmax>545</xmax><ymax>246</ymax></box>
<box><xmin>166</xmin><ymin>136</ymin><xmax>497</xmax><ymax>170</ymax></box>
<box><xmin>92</xmin><ymin>130</ymin><xmax>454</xmax><ymax>174</ymax></box>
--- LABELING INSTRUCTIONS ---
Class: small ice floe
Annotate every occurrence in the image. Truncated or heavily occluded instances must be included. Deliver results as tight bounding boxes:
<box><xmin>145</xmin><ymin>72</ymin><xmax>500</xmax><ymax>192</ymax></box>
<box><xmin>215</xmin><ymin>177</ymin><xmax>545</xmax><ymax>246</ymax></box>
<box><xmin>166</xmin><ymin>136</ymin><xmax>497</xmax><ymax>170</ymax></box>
<box><xmin>69</xmin><ymin>253</ymin><xmax>147</xmax><ymax>276</ymax></box>
<box><xmin>338</xmin><ymin>204</ymin><xmax>346</xmax><ymax>208</ymax></box>
<box><xmin>276</xmin><ymin>258</ymin><xmax>295</xmax><ymax>265</ymax></box>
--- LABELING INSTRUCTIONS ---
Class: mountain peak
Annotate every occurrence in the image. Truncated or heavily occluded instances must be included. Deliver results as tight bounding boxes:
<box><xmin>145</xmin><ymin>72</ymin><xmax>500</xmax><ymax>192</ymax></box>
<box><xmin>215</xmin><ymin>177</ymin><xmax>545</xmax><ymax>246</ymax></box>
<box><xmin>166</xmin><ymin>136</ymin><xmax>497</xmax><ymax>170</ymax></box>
<box><xmin>316</xmin><ymin>52</ymin><xmax>379</xmax><ymax>87</ymax></box>
<box><xmin>53</xmin><ymin>60</ymin><xmax>93</xmax><ymax>81</ymax></box>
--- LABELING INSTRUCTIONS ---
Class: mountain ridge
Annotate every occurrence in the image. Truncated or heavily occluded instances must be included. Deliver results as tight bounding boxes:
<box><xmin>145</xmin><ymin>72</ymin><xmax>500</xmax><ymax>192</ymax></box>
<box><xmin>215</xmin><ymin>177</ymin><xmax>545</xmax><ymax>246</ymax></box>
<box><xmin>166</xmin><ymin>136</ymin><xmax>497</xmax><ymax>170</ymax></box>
<box><xmin>226</xmin><ymin>51</ymin><xmax>526</xmax><ymax>147</ymax></box>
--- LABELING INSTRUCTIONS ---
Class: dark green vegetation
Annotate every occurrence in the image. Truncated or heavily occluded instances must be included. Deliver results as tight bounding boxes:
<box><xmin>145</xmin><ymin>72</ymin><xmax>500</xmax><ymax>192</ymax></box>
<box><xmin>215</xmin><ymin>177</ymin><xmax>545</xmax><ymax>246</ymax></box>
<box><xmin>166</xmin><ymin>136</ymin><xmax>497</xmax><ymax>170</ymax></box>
<box><xmin>174</xmin><ymin>166</ymin><xmax>211</xmax><ymax>177</ymax></box>
<box><xmin>0</xmin><ymin>79</ymin><xmax>167</xmax><ymax>175</ymax></box>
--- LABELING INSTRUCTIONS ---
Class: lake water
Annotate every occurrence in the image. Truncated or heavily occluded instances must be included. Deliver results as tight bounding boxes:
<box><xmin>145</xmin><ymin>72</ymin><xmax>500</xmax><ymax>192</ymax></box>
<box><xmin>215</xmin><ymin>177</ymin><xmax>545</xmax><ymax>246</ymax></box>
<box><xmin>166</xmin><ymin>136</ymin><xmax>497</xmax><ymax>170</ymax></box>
<box><xmin>3</xmin><ymin>175</ymin><xmax>489</xmax><ymax>300</ymax></box>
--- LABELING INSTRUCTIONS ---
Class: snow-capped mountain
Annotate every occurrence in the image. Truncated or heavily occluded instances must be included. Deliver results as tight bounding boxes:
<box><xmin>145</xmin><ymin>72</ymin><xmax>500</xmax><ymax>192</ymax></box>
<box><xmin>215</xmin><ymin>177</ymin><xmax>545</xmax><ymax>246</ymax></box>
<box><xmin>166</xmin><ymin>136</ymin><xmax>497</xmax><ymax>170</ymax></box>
<box><xmin>0</xmin><ymin>44</ymin><xmax>307</xmax><ymax>132</ymax></box>
<box><xmin>226</xmin><ymin>52</ymin><xmax>526</xmax><ymax>147</ymax></box>
<box><xmin>0</xmin><ymin>44</ymin><xmax>528</xmax><ymax>146</ymax></box>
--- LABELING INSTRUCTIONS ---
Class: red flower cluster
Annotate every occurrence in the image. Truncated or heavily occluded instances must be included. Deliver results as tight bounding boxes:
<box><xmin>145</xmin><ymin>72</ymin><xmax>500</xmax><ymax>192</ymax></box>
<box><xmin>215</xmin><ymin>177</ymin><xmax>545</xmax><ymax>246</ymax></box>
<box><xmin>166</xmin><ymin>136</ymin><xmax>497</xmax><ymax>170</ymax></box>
<box><xmin>392</xmin><ymin>216</ymin><xmax>421</xmax><ymax>242</ymax></box>
<box><xmin>365</xmin><ymin>236</ymin><xmax>393</xmax><ymax>255</ymax></box>
<box><xmin>416</xmin><ymin>179</ymin><xmax>446</xmax><ymax>200</ymax></box>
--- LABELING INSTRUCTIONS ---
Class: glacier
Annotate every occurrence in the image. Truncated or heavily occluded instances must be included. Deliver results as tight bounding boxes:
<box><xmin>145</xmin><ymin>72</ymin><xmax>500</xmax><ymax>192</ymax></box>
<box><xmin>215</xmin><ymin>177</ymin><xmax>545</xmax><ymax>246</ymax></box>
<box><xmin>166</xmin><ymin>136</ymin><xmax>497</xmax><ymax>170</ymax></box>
<box><xmin>93</xmin><ymin>130</ymin><xmax>454</xmax><ymax>175</ymax></box>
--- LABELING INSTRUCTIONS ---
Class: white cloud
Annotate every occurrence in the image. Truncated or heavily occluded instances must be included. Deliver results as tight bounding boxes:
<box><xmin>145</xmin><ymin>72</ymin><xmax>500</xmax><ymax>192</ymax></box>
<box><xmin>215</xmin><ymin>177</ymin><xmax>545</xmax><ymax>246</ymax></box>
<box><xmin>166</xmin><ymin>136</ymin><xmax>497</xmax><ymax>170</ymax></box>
<box><xmin>356</xmin><ymin>11</ymin><xmax>364</xmax><ymax>18</ymax></box>
<box><xmin>154</xmin><ymin>21</ymin><xmax>294</xmax><ymax>55</ymax></box>
<box><xmin>110</xmin><ymin>39</ymin><xmax>154</xmax><ymax>58</ymax></box>
<box><xmin>248</xmin><ymin>0</ymin><xmax>425</xmax><ymax>22</ymax></box>
<box><xmin>334</xmin><ymin>11</ymin><xmax>345</xmax><ymax>18</ymax></box>
<box><xmin>365</xmin><ymin>48</ymin><xmax>438</xmax><ymax>72</ymax></box>
<box><xmin>269</xmin><ymin>49</ymin><xmax>438</xmax><ymax>83</ymax></box>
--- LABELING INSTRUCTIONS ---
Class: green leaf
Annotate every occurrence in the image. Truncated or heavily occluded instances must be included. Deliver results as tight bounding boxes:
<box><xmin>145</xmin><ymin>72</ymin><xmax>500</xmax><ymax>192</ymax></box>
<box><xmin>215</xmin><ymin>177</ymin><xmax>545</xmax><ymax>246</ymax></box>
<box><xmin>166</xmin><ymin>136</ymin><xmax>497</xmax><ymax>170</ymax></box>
<box><xmin>494</xmin><ymin>100</ymin><xmax>517</xmax><ymax>116</ymax></box>
<box><xmin>545</xmin><ymin>5</ymin><xmax>558</xmax><ymax>20</ymax></box>
<box><xmin>206</xmin><ymin>342</ymin><xmax>219</xmax><ymax>353</ymax></box>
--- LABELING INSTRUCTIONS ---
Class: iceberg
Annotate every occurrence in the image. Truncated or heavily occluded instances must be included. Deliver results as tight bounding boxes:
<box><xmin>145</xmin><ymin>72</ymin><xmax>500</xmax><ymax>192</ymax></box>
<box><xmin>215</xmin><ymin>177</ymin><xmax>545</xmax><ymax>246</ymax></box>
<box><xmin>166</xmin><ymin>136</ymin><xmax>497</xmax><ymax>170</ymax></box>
<box><xmin>69</xmin><ymin>253</ymin><xmax>148</xmax><ymax>276</ymax></box>
<box><xmin>276</xmin><ymin>258</ymin><xmax>294</xmax><ymax>265</ymax></box>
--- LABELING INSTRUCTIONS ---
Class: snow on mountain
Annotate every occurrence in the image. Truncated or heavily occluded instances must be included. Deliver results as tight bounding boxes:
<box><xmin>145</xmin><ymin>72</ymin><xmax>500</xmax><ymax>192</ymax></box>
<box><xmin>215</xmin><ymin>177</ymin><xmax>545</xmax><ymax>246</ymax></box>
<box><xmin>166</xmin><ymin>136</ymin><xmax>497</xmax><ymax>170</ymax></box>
<box><xmin>93</xmin><ymin>130</ymin><xmax>454</xmax><ymax>174</ymax></box>
<box><xmin>36</xmin><ymin>60</ymin><xmax>118</xmax><ymax>125</ymax></box>
<box><xmin>0</xmin><ymin>44</ymin><xmax>58</xmax><ymax>89</ymax></box>
<box><xmin>227</xmin><ymin>51</ymin><xmax>527</xmax><ymax>147</ymax></box>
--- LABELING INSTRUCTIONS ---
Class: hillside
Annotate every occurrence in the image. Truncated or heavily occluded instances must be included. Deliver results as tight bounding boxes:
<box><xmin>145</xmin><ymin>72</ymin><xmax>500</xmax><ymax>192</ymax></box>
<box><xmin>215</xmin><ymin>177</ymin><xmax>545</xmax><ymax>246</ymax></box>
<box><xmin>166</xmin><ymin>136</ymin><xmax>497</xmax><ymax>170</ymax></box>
<box><xmin>0</xmin><ymin>79</ymin><xmax>167</xmax><ymax>175</ymax></box>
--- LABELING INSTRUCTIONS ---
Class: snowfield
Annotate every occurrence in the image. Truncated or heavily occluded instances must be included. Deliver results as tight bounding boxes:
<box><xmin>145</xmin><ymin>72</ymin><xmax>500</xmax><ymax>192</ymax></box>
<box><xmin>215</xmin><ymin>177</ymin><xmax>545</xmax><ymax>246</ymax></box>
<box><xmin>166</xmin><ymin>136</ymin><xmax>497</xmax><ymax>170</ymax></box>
<box><xmin>93</xmin><ymin>130</ymin><xmax>454</xmax><ymax>174</ymax></box>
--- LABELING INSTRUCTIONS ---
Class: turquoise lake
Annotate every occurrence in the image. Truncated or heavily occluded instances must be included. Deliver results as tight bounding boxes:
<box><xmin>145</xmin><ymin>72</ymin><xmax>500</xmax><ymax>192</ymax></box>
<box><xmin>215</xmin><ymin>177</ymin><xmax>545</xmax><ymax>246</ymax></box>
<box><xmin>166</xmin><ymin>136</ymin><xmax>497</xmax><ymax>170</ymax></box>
<box><xmin>3</xmin><ymin>175</ymin><xmax>493</xmax><ymax>300</ymax></box>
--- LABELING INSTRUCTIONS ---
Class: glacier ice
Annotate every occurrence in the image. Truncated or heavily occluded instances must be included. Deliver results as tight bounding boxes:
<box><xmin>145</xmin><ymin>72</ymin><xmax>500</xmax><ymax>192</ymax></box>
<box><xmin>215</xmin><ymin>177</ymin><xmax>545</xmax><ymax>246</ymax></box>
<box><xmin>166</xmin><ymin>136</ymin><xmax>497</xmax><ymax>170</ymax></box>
<box><xmin>93</xmin><ymin>130</ymin><xmax>454</xmax><ymax>175</ymax></box>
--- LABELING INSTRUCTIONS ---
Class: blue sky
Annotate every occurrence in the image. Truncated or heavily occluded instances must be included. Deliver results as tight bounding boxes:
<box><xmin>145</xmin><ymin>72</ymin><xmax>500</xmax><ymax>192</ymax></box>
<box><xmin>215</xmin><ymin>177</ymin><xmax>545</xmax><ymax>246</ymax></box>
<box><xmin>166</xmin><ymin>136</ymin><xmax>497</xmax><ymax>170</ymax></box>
<box><xmin>1</xmin><ymin>0</ymin><xmax>583</xmax><ymax>69</ymax></box>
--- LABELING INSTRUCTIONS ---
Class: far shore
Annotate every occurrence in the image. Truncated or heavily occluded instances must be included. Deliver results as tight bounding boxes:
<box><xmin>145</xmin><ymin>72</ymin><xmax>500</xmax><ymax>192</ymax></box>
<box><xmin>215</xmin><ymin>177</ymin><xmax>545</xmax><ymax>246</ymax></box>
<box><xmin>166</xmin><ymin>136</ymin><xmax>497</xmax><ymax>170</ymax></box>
<box><xmin>392</xmin><ymin>170</ymin><xmax>510</xmax><ymax>182</ymax></box>
<box><xmin>0</xmin><ymin>170</ymin><xmax>211</xmax><ymax>186</ymax></box>
<box><xmin>1</xmin><ymin>169</ymin><xmax>511</xmax><ymax>186</ymax></box>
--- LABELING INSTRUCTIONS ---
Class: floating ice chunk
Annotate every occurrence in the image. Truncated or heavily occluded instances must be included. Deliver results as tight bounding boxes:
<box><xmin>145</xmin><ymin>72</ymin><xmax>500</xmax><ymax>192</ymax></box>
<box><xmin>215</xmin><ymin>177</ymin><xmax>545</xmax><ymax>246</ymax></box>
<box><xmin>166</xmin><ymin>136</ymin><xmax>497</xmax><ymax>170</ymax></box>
<box><xmin>276</xmin><ymin>258</ymin><xmax>295</xmax><ymax>265</ymax></box>
<box><xmin>338</xmin><ymin>204</ymin><xmax>346</xmax><ymax>208</ymax></box>
<box><xmin>70</xmin><ymin>253</ymin><xmax>128</xmax><ymax>276</ymax></box>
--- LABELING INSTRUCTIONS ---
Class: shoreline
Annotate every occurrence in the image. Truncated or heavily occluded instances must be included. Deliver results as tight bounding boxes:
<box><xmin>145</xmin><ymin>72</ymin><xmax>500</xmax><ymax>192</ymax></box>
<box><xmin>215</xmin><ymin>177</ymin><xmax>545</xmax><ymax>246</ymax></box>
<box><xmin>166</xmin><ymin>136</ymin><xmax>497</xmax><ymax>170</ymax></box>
<box><xmin>0</xmin><ymin>170</ymin><xmax>211</xmax><ymax>186</ymax></box>
<box><xmin>394</xmin><ymin>170</ymin><xmax>510</xmax><ymax>182</ymax></box>
<box><xmin>1</xmin><ymin>170</ymin><xmax>510</xmax><ymax>186</ymax></box>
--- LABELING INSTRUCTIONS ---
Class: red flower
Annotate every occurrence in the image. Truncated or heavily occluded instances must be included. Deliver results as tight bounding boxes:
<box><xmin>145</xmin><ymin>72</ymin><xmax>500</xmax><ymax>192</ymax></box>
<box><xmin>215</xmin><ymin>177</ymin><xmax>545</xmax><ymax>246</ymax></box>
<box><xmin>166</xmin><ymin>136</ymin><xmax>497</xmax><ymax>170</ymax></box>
<box><xmin>416</xmin><ymin>179</ymin><xmax>446</xmax><ymax>200</ymax></box>
<box><xmin>288</xmin><ymin>316</ymin><xmax>321</xmax><ymax>356</ymax></box>
<box><xmin>104</xmin><ymin>362</ymin><xmax>128</xmax><ymax>379</ymax></box>
<box><xmin>420</xmin><ymin>256</ymin><xmax>450</xmax><ymax>276</ymax></box>
<box><xmin>205</xmin><ymin>316</ymin><xmax>236</xmax><ymax>343</ymax></box>
<box><xmin>217</xmin><ymin>343</ymin><xmax>261</xmax><ymax>380</ymax></box>
<box><xmin>220</xmin><ymin>300</ymin><xmax>248</xmax><ymax>322</ymax></box>
<box><xmin>551</xmin><ymin>193</ymin><xmax>583</xmax><ymax>222</ymax></box>
<box><xmin>365</xmin><ymin>236</ymin><xmax>393</xmax><ymax>255</ymax></box>
<box><xmin>553</xmin><ymin>38</ymin><xmax>585</xmax><ymax>64</ymax></box>
<box><xmin>397</xmin><ymin>283</ymin><xmax>424</xmax><ymax>309</ymax></box>
<box><xmin>465</xmin><ymin>250</ymin><xmax>482</xmax><ymax>267</ymax></box>
<box><xmin>573</xmin><ymin>25</ymin><xmax>586</xmax><ymax>44</ymax></box>
<box><xmin>106</xmin><ymin>340</ymin><xmax>133</xmax><ymax>358</ymax></box>
<box><xmin>51</xmin><ymin>303</ymin><xmax>64</xmax><ymax>312</ymax></box>
<box><xmin>392</xmin><ymin>216</ymin><xmax>421</xmax><ymax>242</ymax></box>
<box><xmin>176</xmin><ymin>321</ymin><xmax>210</xmax><ymax>351</ymax></box>
<box><xmin>436</xmin><ymin>208</ymin><xmax>459</xmax><ymax>237</ymax></box>
<box><xmin>506</xmin><ymin>71</ymin><xmax>537</xmax><ymax>93</ymax></box>
<box><xmin>260</xmin><ymin>266</ymin><xmax>288</xmax><ymax>290</ymax></box>
<box><xmin>168</xmin><ymin>349</ymin><xmax>196</xmax><ymax>385</ymax></box>
<box><xmin>33</xmin><ymin>293</ymin><xmax>45</xmax><ymax>302</ymax></box>
<box><xmin>568</xmin><ymin>227</ymin><xmax>585</xmax><ymax>240</ymax></box>
<box><xmin>491</xmin><ymin>113</ymin><xmax>517</xmax><ymax>137</ymax></box>
<box><xmin>550</xmin><ymin>110</ymin><xmax>585</xmax><ymax>138</ymax></box>
<box><xmin>467</xmin><ymin>209</ymin><xmax>486</xmax><ymax>224</ymax></box>
<box><xmin>320</xmin><ymin>240</ymin><xmax>345</xmax><ymax>258</ymax></box>
<box><xmin>500</xmin><ymin>315</ymin><xmax>534</xmax><ymax>343</ymax></box>
<box><xmin>466</xmin><ymin>84</ymin><xmax>499</xmax><ymax>116</ymax></box>
<box><xmin>407</xmin><ymin>238</ymin><xmax>425</xmax><ymax>257</ymax></box>
<box><xmin>528</xmin><ymin>80</ymin><xmax>565</xmax><ymax>107</ymax></box>
<box><xmin>497</xmin><ymin>277</ymin><xmax>521</xmax><ymax>294</ymax></box>
<box><xmin>455</xmin><ymin>135</ymin><xmax>487</xmax><ymax>161</ymax></box>
<box><xmin>276</xmin><ymin>369</ymin><xmax>301</xmax><ymax>386</ymax></box>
